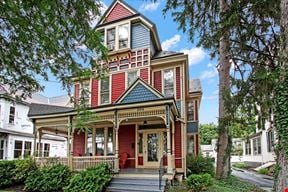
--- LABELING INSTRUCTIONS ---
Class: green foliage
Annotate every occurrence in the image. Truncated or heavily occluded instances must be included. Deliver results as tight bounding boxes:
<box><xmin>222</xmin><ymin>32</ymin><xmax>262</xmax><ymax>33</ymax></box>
<box><xmin>0</xmin><ymin>0</ymin><xmax>107</xmax><ymax>98</ymax></box>
<box><xmin>186</xmin><ymin>173</ymin><xmax>213</xmax><ymax>192</ymax></box>
<box><xmin>232</xmin><ymin>163</ymin><xmax>248</xmax><ymax>169</ymax></box>
<box><xmin>207</xmin><ymin>176</ymin><xmax>265</xmax><ymax>192</ymax></box>
<box><xmin>186</xmin><ymin>155</ymin><xmax>215</xmax><ymax>177</ymax></box>
<box><xmin>258</xmin><ymin>168</ymin><xmax>269</xmax><ymax>175</ymax></box>
<box><xmin>14</xmin><ymin>158</ymin><xmax>37</xmax><ymax>183</ymax></box>
<box><xmin>64</xmin><ymin>163</ymin><xmax>112</xmax><ymax>192</ymax></box>
<box><xmin>24</xmin><ymin>164</ymin><xmax>71</xmax><ymax>192</ymax></box>
<box><xmin>0</xmin><ymin>160</ymin><xmax>16</xmax><ymax>188</ymax></box>
<box><xmin>200</xmin><ymin>123</ymin><xmax>218</xmax><ymax>145</ymax></box>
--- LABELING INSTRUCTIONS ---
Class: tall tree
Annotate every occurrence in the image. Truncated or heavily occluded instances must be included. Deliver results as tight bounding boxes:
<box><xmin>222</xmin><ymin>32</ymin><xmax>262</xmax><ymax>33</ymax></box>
<box><xmin>274</xmin><ymin>0</ymin><xmax>288</xmax><ymax>190</ymax></box>
<box><xmin>163</xmin><ymin>0</ymin><xmax>233</xmax><ymax>179</ymax></box>
<box><xmin>0</xmin><ymin>0</ymin><xmax>107</xmax><ymax>98</ymax></box>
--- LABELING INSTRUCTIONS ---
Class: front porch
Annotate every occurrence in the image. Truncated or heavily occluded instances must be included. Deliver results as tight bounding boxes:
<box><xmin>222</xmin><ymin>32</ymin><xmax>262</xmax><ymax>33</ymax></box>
<box><xmin>31</xmin><ymin>98</ymin><xmax>183</xmax><ymax>174</ymax></box>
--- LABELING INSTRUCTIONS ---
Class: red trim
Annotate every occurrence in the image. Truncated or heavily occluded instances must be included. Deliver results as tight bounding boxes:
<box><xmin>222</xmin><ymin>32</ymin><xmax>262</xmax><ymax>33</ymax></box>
<box><xmin>138</xmin><ymin>156</ymin><xmax>143</xmax><ymax>166</ymax></box>
<box><xmin>112</xmin><ymin>73</ymin><xmax>125</xmax><ymax>102</ymax></box>
<box><xmin>175</xmin><ymin>121</ymin><xmax>182</xmax><ymax>168</ymax></box>
<box><xmin>73</xmin><ymin>132</ymin><xmax>85</xmax><ymax>156</ymax></box>
<box><xmin>91</xmin><ymin>79</ymin><xmax>98</xmax><ymax>107</ymax></box>
<box><xmin>153</xmin><ymin>71</ymin><xmax>162</xmax><ymax>92</ymax></box>
<box><xmin>140</xmin><ymin>68</ymin><xmax>149</xmax><ymax>82</ymax></box>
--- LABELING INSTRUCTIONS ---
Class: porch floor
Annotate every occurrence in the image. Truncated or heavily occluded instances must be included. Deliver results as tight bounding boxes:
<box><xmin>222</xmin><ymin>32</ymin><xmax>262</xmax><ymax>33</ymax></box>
<box><xmin>119</xmin><ymin>168</ymin><xmax>160</xmax><ymax>174</ymax></box>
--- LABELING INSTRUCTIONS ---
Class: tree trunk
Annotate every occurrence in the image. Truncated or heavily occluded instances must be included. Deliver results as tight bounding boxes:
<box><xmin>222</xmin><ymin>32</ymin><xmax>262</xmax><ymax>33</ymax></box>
<box><xmin>275</xmin><ymin>0</ymin><xmax>288</xmax><ymax>191</ymax></box>
<box><xmin>216</xmin><ymin>0</ymin><xmax>232</xmax><ymax>179</ymax></box>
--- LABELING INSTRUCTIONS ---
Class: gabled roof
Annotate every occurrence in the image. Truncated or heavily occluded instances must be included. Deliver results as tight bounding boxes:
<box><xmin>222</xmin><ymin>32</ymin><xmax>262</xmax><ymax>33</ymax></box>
<box><xmin>152</xmin><ymin>51</ymin><xmax>183</xmax><ymax>60</ymax></box>
<box><xmin>98</xmin><ymin>0</ymin><xmax>137</xmax><ymax>25</ymax></box>
<box><xmin>96</xmin><ymin>0</ymin><xmax>162</xmax><ymax>51</ymax></box>
<box><xmin>115</xmin><ymin>77</ymin><xmax>164</xmax><ymax>104</ymax></box>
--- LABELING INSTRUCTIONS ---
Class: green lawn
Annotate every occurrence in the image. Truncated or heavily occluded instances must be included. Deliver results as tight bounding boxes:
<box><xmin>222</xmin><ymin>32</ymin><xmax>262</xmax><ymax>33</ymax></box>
<box><xmin>168</xmin><ymin>176</ymin><xmax>266</xmax><ymax>192</ymax></box>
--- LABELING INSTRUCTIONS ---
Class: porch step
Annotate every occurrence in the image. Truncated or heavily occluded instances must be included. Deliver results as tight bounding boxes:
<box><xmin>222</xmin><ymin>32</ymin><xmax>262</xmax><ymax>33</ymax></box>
<box><xmin>106</xmin><ymin>177</ymin><xmax>166</xmax><ymax>192</ymax></box>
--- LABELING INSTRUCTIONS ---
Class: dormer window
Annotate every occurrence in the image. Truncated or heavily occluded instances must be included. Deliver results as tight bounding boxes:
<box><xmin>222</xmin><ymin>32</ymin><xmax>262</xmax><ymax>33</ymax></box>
<box><xmin>118</xmin><ymin>24</ymin><xmax>129</xmax><ymax>49</ymax></box>
<box><xmin>107</xmin><ymin>28</ymin><xmax>115</xmax><ymax>51</ymax></box>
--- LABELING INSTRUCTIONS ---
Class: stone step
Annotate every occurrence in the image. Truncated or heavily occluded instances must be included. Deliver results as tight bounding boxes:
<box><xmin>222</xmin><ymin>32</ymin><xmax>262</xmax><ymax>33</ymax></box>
<box><xmin>106</xmin><ymin>177</ymin><xmax>166</xmax><ymax>192</ymax></box>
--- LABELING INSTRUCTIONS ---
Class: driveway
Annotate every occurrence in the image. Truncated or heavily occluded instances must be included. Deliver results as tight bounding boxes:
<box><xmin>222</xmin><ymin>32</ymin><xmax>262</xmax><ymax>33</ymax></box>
<box><xmin>232</xmin><ymin>168</ymin><xmax>274</xmax><ymax>191</ymax></box>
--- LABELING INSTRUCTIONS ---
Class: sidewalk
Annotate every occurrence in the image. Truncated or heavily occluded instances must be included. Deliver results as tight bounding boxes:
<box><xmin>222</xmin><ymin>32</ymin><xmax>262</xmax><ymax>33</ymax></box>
<box><xmin>232</xmin><ymin>168</ymin><xmax>273</xmax><ymax>192</ymax></box>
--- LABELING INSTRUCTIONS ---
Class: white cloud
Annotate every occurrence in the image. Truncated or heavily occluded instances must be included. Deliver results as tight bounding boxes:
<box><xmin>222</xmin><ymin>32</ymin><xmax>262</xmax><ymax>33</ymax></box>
<box><xmin>180</xmin><ymin>47</ymin><xmax>206</xmax><ymax>65</ymax></box>
<box><xmin>207</xmin><ymin>63</ymin><xmax>213</xmax><ymax>68</ymax></box>
<box><xmin>139</xmin><ymin>1</ymin><xmax>160</xmax><ymax>12</ymax></box>
<box><xmin>161</xmin><ymin>34</ymin><xmax>181</xmax><ymax>50</ymax></box>
<box><xmin>200</xmin><ymin>68</ymin><xmax>218</xmax><ymax>80</ymax></box>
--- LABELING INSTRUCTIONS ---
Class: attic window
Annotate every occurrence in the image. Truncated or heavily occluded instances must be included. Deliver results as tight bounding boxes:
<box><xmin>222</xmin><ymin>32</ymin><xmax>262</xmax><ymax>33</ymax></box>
<box><xmin>118</xmin><ymin>24</ymin><xmax>129</xmax><ymax>49</ymax></box>
<box><xmin>107</xmin><ymin>28</ymin><xmax>115</xmax><ymax>51</ymax></box>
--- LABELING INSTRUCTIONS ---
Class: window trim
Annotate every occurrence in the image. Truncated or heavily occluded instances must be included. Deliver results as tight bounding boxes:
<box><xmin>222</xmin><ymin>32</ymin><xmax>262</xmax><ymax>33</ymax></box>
<box><xmin>99</xmin><ymin>76</ymin><xmax>110</xmax><ymax>105</ymax></box>
<box><xmin>162</xmin><ymin>68</ymin><xmax>175</xmax><ymax>97</ymax></box>
<box><xmin>80</xmin><ymin>81</ymin><xmax>91</xmax><ymax>106</ymax></box>
<box><xmin>126</xmin><ymin>70</ymin><xmax>139</xmax><ymax>88</ymax></box>
<box><xmin>9</xmin><ymin>106</ymin><xmax>15</xmax><ymax>124</ymax></box>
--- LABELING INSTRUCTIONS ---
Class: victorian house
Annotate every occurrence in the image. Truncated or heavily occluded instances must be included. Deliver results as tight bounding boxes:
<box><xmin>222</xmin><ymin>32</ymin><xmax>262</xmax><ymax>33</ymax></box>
<box><xmin>29</xmin><ymin>0</ymin><xmax>202</xmax><ymax>176</ymax></box>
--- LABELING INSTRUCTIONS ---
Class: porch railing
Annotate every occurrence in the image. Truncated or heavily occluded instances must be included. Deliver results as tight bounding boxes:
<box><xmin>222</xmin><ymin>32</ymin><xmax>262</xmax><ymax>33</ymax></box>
<box><xmin>35</xmin><ymin>156</ymin><xmax>117</xmax><ymax>172</ymax></box>
<box><xmin>35</xmin><ymin>157</ymin><xmax>68</xmax><ymax>167</ymax></box>
<box><xmin>72</xmin><ymin>156</ymin><xmax>116</xmax><ymax>171</ymax></box>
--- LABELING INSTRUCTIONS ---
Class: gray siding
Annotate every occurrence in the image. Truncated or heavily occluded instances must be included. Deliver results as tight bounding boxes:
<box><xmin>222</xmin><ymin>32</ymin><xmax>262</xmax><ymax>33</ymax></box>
<box><xmin>131</xmin><ymin>23</ymin><xmax>150</xmax><ymax>49</ymax></box>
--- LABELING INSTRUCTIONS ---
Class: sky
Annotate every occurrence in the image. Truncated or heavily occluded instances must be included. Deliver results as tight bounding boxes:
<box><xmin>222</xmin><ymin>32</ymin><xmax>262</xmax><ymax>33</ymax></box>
<box><xmin>41</xmin><ymin>0</ymin><xmax>219</xmax><ymax>124</ymax></box>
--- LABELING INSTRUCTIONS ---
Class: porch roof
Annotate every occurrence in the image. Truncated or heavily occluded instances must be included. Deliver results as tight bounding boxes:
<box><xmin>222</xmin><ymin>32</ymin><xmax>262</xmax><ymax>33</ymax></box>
<box><xmin>29</xmin><ymin>97</ymin><xmax>179</xmax><ymax>119</ymax></box>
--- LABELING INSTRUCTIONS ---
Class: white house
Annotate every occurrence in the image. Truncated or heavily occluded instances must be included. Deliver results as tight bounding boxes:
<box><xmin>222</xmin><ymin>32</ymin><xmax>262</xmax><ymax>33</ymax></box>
<box><xmin>0</xmin><ymin>86</ymin><xmax>68</xmax><ymax>160</ymax></box>
<box><xmin>241</xmin><ymin>120</ymin><xmax>276</xmax><ymax>167</ymax></box>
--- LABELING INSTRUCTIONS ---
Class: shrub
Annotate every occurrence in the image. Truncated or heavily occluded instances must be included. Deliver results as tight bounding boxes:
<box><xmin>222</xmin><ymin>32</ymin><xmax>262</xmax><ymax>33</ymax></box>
<box><xmin>14</xmin><ymin>158</ymin><xmax>37</xmax><ymax>183</ymax></box>
<box><xmin>0</xmin><ymin>160</ymin><xmax>16</xmax><ymax>188</ymax></box>
<box><xmin>258</xmin><ymin>168</ymin><xmax>269</xmax><ymax>175</ymax></box>
<box><xmin>186</xmin><ymin>173</ymin><xmax>213</xmax><ymax>191</ymax></box>
<box><xmin>25</xmin><ymin>164</ymin><xmax>71</xmax><ymax>192</ymax></box>
<box><xmin>232</xmin><ymin>162</ymin><xmax>248</xmax><ymax>169</ymax></box>
<box><xmin>64</xmin><ymin>163</ymin><xmax>112</xmax><ymax>192</ymax></box>
<box><xmin>186</xmin><ymin>155</ymin><xmax>215</xmax><ymax>177</ymax></box>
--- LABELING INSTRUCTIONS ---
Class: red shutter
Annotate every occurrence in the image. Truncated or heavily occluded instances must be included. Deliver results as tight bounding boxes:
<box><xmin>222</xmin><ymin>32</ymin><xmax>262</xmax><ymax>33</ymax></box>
<box><xmin>153</xmin><ymin>71</ymin><xmax>162</xmax><ymax>92</ymax></box>
<box><xmin>112</xmin><ymin>73</ymin><xmax>125</xmax><ymax>102</ymax></box>
<box><xmin>176</xmin><ymin>67</ymin><xmax>181</xmax><ymax>99</ymax></box>
<box><xmin>175</xmin><ymin>121</ymin><xmax>182</xmax><ymax>168</ymax></box>
<box><xmin>74</xmin><ymin>84</ymin><xmax>80</xmax><ymax>104</ymax></box>
<box><xmin>140</xmin><ymin>68</ymin><xmax>149</xmax><ymax>82</ymax></box>
<box><xmin>105</xmin><ymin>3</ymin><xmax>133</xmax><ymax>23</ymax></box>
<box><xmin>91</xmin><ymin>79</ymin><xmax>99</xmax><ymax>107</ymax></box>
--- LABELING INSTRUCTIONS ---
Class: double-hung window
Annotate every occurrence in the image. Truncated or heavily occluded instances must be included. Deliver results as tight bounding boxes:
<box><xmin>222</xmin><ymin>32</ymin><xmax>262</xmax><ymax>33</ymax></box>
<box><xmin>81</xmin><ymin>82</ymin><xmax>90</xmax><ymax>106</ymax></box>
<box><xmin>187</xmin><ymin>101</ymin><xmax>195</xmax><ymax>121</ymax></box>
<box><xmin>107</xmin><ymin>28</ymin><xmax>115</xmax><ymax>51</ymax></box>
<box><xmin>9</xmin><ymin>106</ymin><xmax>15</xmax><ymax>124</ymax></box>
<box><xmin>118</xmin><ymin>24</ymin><xmax>129</xmax><ymax>49</ymax></box>
<box><xmin>0</xmin><ymin>140</ymin><xmax>4</xmax><ymax>159</ymax></box>
<box><xmin>14</xmin><ymin>140</ymin><xmax>22</xmax><ymax>158</ymax></box>
<box><xmin>44</xmin><ymin>144</ymin><xmax>50</xmax><ymax>157</ymax></box>
<box><xmin>163</xmin><ymin>69</ymin><xmax>174</xmax><ymax>97</ymax></box>
<box><xmin>127</xmin><ymin>70</ymin><xmax>138</xmax><ymax>87</ymax></box>
<box><xmin>253</xmin><ymin>137</ymin><xmax>261</xmax><ymax>155</ymax></box>
<box><xmin>100</xmin><ymin>78</ymin><xmax>110</xmax><ymax>104</ymax></box>
<box><xmin>24</xmin><ymin>141</ymin><xmax>32</xmax><ymax>158</ymax></box>
<box><xmin>245</xmin><ymin>140</ymin><xmax>251</xmax><ymax>155</ymax></box>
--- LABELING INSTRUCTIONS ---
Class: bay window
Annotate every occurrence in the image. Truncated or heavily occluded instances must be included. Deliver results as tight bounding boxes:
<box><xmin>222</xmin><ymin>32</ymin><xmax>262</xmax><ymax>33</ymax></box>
<box><xmin>107</xmin><ymin>28</ymin><xmax>115</xmax><ymax>51</ymax></box>
<box><xmin>118</xmin><ymin>24</ymin><xmax>129</xmax><ymax>49</ymax></box>
<box><xmin>163</xmin><ymin>69</ymin><xmax>174</xmax><ymax>97</ymax></box>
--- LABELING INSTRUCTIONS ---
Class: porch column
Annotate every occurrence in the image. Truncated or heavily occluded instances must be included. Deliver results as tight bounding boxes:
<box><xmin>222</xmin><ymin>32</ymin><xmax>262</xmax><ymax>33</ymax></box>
<box><xmin>37</xmin><ymin>130</ymin><xmax>42</xmax><ymax>157</ymax></box>
<box><xmin>114</xmin><ymin>110</ymin><xmax>119</xmax><ymax>173</ymax></box>
<box><xmin>32</xmin><ymin>120</ymin><xmax>37</xmax><ymax>156</ymax></box>
<box><xmin>166</xmin><ymin>105</ymin><xmax>173</xmax><ymax>174</ymax></box>
<box><xmin>92</xmin><ymin>128</ymin><xmax>96</xmax><ymax>156</ymax></box>
<box><xmin>67</xmin><ymin>116</ymin><xmax>72</xmax><ymax>168</ymax></box>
